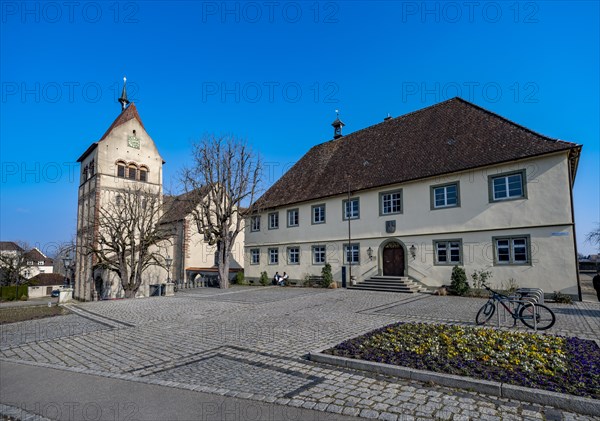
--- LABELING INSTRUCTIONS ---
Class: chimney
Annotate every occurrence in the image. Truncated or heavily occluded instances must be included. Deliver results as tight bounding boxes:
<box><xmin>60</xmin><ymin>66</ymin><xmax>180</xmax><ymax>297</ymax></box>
<box><xmin>384</xmin><ymin>113</ymin><xmax>392</xmax><ymax>121</ymax></box>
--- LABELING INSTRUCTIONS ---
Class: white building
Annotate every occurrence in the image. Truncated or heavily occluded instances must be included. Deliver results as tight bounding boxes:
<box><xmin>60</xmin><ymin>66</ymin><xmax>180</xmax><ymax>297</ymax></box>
<box><xmin>244</xmin><ymin>98</ymin><xmax>582</xmax><ymax>298</ymax></box>
<box><xmin>160</xmin><ymin>189</ymin><xmax>244</xmax><ymax>286</ymax></box>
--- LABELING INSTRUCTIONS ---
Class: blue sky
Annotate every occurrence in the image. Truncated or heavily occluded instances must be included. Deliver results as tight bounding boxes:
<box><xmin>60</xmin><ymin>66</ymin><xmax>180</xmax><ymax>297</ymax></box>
<box><xmin>1</xmin><ymin>0</ymin><xmax>598</xmax><ymax>257</ymax></box>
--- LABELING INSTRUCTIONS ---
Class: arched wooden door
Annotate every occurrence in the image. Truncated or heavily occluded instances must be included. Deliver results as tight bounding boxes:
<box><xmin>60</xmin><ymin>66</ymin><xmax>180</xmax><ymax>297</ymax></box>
<box><xmin>383</xmin><ymin>242</ymin><xmax>405</xmax><ymax>276</ymax></box>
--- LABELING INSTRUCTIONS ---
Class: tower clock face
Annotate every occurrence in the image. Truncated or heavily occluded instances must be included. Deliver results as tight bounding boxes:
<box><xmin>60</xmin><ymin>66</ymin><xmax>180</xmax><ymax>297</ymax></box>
<box><xmin>127</xmin><ymin>135</ymin><xmax>140</xmax><ymax>149</ymax></box>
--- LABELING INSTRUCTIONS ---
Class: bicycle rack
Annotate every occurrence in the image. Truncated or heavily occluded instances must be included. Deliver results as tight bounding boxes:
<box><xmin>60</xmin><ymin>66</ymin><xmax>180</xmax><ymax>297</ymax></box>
<box><xmin>496</xmin><ymin>298</ymin><xmax>539</xmax><ymax>331</ymax></box>
<box><xmin>515</xmin><ymin>288</ymin><xmax>544</xmax><ymax>304</ymax></box>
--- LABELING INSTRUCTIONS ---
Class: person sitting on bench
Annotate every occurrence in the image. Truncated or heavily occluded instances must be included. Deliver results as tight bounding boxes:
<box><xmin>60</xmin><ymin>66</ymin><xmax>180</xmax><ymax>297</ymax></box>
<box><xmin>279</xmin><ymin>272</ymin><xmax>289</xmax><ymax>286</ymax></box>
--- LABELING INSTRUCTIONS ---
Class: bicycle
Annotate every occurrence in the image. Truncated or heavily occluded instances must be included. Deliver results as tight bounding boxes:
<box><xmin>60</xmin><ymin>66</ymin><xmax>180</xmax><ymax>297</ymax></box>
<box><xmin>475</xmin><ymin>282</ymin><xmax>556</xmax><ymax>330</ymax></box>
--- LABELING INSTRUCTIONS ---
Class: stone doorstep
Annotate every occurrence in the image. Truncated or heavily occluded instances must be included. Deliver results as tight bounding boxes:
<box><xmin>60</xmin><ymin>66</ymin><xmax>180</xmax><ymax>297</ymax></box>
<box><xmin>308</xmin><ymin>348</ymin><xmax>600</xmax><ymax>417</ymax></box>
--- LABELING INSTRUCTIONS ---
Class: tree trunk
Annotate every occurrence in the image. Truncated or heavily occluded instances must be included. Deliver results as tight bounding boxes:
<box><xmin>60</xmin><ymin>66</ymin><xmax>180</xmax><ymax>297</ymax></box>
<box><xmin>218</xmin><ymin>240</ymin><xmax>230</xmax><ymax>289</ymax></box>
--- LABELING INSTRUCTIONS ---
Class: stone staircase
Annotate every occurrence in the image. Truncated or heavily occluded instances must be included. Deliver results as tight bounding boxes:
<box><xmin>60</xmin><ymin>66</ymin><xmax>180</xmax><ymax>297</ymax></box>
<box><xmin>347</xmin><ymin>276</ymin><xmax>422</xmax><ymax>293</ymax></box>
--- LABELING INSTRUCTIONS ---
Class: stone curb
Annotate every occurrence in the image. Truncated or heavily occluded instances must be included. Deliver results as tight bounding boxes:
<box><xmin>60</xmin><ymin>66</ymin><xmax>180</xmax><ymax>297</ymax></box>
<box><xmin>308</xmin><ymin>348</ymin><xmax>600</xmax><ymax>417</ymax></box>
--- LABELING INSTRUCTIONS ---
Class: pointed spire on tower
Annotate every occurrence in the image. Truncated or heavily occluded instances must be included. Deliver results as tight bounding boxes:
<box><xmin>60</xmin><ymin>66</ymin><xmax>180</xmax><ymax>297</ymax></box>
<box><xmin>331</xmin><ymin>109</ymin><xmax>345</xmax><ymax>139</ymax></box>
<box><xmin>118</xmin><ymin>76</ymin><xmax>130</xmax><ymax>112</ymax></box>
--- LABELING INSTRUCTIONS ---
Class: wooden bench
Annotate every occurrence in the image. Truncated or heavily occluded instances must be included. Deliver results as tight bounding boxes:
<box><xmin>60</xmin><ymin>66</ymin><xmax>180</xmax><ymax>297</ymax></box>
<box><xmin>306</xmin><ymin>276</ymin><xmax>324</xmax><ymax>287</ymax></box>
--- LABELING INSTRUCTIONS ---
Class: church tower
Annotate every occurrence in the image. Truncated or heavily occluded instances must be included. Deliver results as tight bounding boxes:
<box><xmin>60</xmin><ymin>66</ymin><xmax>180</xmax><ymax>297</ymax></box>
<box><xmin>74</xmin><ymin>78</ymin><xmax>165</xmax><ymax>300</ymax></box>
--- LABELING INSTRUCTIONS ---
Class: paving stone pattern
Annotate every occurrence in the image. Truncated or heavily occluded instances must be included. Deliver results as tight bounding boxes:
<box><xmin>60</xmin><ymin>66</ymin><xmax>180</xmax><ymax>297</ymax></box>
<box><xmin>1</xmin><ymin>286</ymin><xmax>599</xmax><ymax>420</ymax></box>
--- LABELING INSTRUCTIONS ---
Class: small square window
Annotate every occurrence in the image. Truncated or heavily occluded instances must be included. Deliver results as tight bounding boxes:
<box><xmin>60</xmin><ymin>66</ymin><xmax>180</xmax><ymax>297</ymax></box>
<box><xmin>380</xmin><ymin>190</ymin><xmax>402</xmax><ymax>215</ymax></box>
<box><xmin>268</xmin><ymin>248</ymin><xmax>278</xmax><ymax>265</ymax></box>
<box><xmin>312</xmin><ymin>245</ymin><xmax>326</xmax><ymax>265</ymax></box>
<box><xmin>268</xmin><ymin>212</ymin><xmax>279</xmax><ymax>230</ymax></box>
<box><xmin>490</xmin><ymin>171</ymin><xmax>526</xmax><ymax>202</ymax></box>
<box><xmin>250</xmin><ymin>216</ymin><xmax>261</xmax><ymax>232</ymax></box>
<box><xmin>312</xmin><ymin>204</ymin><xmax>326</xmax><ymax>224</ymax></box>
<box><xmin>128</xmin><ymin>167</ymin><xmax>137</xmax><ymax>180</ymax></box>
<box><xmin>494</xmin><ymin>236</ymin><xmax>530</xmax><ymax>265</ymax></box>
<box><xmin>344</xmin><ymin>243</ymin><xmax>360</xmax><ymax>264</ymax></box>
<box><xmin>287</xmin><ymin>209</ymin><xmax>299</xmax><ymax>227</ymax></box>
<box><xmin>433</xmin><ymin>240</ymin><xmax>462</xmax><ymax>265</ymax></box>
<box><xmin>343</xmin><ymin>198</ymin><xmax>360</xmax><ymax>220</ymax></box>
<box><xmin>288</xmin><ymin>247</ymin><xmax>300</xmax><ymax>265</ymax></box>
<box><xmin>250</xmin><ymin>249</ymin><xmax>260</xmax><ymax>265</ymax></box>
<box><xmin>431</xmin><ymin>183</ymin><xmax>459</xmax><ymax>209</ymax></box>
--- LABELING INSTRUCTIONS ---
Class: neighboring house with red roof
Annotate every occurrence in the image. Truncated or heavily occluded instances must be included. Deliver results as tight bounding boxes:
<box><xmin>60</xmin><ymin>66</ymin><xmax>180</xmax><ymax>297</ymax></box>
<box><xmin>27</xmin><ymin>273</ymin><xmax>65</xmax><ymax>298</ymax></box>
<box><xmin>1</xmin><ymin>242</ymin><xmax>54</xmax><ymax>283</ymax></box>
<box><xmin>245</xmin><ymin>98</ymin><xmax>582</xmax><ymax>298</ymax></box>
<box><xmin>160</xmin><ymin>188</ymin><xmax>244</xmax><ymax>287</ymax></box>
<box><xmin>23</xmin><ymin>248</ymin><xmax>54</xmax><ymax>278</ymax></box>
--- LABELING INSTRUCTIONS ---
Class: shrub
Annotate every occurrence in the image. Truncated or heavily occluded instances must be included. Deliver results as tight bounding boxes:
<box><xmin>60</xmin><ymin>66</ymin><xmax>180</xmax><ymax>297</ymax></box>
<box><xmin>501</xmin><ymin>278</ymin><xmax>519</xmax><ymax>294</ymax></box>
<box><xmin>552</xmin><ymin>291</ymin><xmax>573</xmax><ymax>304</ymax></box>
<box><xmin>234</xmin><ymin>270</ymin><xmax>245</xmax><ymax>285</ymax></box>
<box><xmin>259</xmin><ymin>271</ymin><xmax>269</xmax><ymax>286</ymax></box>
<box><xmin>321</xmin><ymin>263</ymin><xmax>333</xmax><ymax>288</ymax></box>
<box><xmin>450</xmin><ymin>266</ymin><xmax>470</xmax><ymax>296</ymax></box>
<box><xmin>434</xmin><ymin>286</ymin><xmax>448</xmax><ymax>296</ymax></box>
<box><xmin>471</xmin><ymin>269</ymin><xmax>492</xmax><ymax>290</ymax></box>
<box><xmin>19</xmin><ymin>294</ymin><xmax>28</xmax><ymax>301</ymax></box>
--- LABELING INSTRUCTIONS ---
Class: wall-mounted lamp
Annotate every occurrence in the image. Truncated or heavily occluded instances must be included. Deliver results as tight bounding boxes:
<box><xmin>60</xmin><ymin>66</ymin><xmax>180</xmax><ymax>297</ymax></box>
<box><xmin>409</xmin><ymin>244</ymin><xmax>417</xmax><ymax>259</ymax></box>
<box><xmin>367</xmin><ymin>247</ymin><xmax>373</xmax><ymax>260</ymax></box>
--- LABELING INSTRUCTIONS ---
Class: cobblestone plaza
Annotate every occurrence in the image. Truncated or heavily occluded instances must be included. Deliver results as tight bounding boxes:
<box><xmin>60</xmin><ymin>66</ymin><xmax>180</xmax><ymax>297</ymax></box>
<box><xmin>1</xmin><ymin>287</ymin><xmax>599</xmax><ymax>420</ymax></box>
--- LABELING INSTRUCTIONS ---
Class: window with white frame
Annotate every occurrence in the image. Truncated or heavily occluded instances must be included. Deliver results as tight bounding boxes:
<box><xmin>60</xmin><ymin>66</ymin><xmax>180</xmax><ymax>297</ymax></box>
<box><xmin>434</xmin><ymin>240</ymin><xmax>462</xmax><ymax>265</ymax></box>
<box><xmin>380</xmin><ymin>190</ymin><xmax>402</xmax><ymax>215</ymax></box>
<box><xmin>432</xmin><ymin>183</ymin><xmax>459</xmax><ymax>208</ymax></box>
<box><xmin>344</xmin><ymin>243</ymin><xmax>360</xmax><ymax>264</ymax></box>
<box><xmin>494</xmin><ymin>236</ymin><xmax>530</xmax><ymax>265</ymax></box>
<box><xmin>343</xmin><ymin>198</ymin><xmax>360</xmax><ymax>220</ymax></box>
<box><xmin>268</xmin><ymin>248</ymin><xmax>278</xmax><ymax>265</ymax></box>
<box><xmin>287</xmin><ymin>209</ymin><xmax>299</xmax><ymax>227</ymax></box>
<box><xmin>268</xmin><ymin>212</ymin><xmax>279</xmax><ymax>229</ymax></box>
<box><xmin>37</xmin><ymin>261</ymin><xmax>45</xmax><ymax>265</ymax></box>
<box><xmin>312</xmin><ymin>204</ymin><xmax>326</xmax><ymax>224</ymax></box>
<box><xmin>250</xmin><ymin>249</ymin><xmax>260</xmax><ymax>265</ymax></box>
<box><xmin>287</xmin><ymin>247</ymin><xmax>300</xmax><ymax>264</ymax></box>
<box><xmin>312</xmin><ymin>245</ymin><xmax>326</xmax><ymax>264</ymax></box>
<box><xmin>490</xmin><ymin>171</ymin><xmax>526</xmax><ymax>201</ymax></box>
<box><xmin>250</xmin><ymin>216</ymin><xmax>260</xmax><ymax>232</ymax></box>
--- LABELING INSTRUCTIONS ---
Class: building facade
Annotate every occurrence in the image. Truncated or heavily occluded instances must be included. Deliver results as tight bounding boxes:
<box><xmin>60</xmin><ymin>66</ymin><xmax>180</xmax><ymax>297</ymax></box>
<box><xmin>244</xmin><ymin>98</ymin><xmax>582</xmax><ymax>297</ymax></box>
<box><xmin>160</xmin><ymin>189</ymin><xmax>244</xmax><ymax>286</ymax></box>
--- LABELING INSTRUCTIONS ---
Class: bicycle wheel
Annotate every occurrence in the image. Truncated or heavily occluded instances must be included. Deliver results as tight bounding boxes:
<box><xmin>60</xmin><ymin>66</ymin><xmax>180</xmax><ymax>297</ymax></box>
<box><xmin>519</xmin><ymin>303</ymin><xmax>556</xmax><ymax>330</ymax></box>
<box><xmin>476</xmin><ymin>301</ymin><xmax>496</xmax><ymax>325</ymax></box>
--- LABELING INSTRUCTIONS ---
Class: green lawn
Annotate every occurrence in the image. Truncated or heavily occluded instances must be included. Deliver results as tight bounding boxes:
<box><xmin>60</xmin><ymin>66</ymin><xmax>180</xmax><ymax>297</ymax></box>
<box><xmin>0</xmin><ymin>305</ymin><xmax>70</xmax><ymax>324</ymax></box>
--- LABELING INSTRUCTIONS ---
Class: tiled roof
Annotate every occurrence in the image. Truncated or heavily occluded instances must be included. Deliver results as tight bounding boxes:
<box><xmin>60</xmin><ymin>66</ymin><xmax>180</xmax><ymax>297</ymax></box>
<box><xmin>77</xmin><ymin>103</ymin><xmax>145</xmax><ymax>162</ymax></box>
<box><xmin>160</xmin><ymin>187</ymin><xmax>210</xmax><ymax>224</ymax></box>
<box><xmin>254</xmin><ymin>97</ymin><xmax>580</xmax><ymax>210</ymax></box>
<box><xmin>0</xmin><ymin>242</ymin><xmax>24</xmax><ymax>252</ymax></box>
<box><xmin>99</xmin><ymin>102</ymin><xmax>145</xmax><ymax>141</ymax></box>
<box><xmin>28</xmin><ymin>273</ymin><xmax>65</xmax><ymax>286</ymax></box>
<box><xmin>24</xmin><ymin>248</ymin><xmax>53</xmax><ymax>266</ymax></box>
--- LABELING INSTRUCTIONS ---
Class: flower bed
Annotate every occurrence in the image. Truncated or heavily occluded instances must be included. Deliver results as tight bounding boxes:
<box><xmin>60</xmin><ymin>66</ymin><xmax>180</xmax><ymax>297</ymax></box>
<box><xmin>323</xmin><ymin>322</ymin><xmax>600</xmax><ymax>399</ymax></box>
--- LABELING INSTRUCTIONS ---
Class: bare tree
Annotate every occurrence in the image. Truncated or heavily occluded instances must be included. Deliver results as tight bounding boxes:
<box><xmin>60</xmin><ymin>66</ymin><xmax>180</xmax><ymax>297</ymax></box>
<box><xmin>87</xmin><ymin>186</ymin><xmax>171</xmax><ymax>298</ymax></box>
<box><xmin>0</xmin><ymin>241</ymin><xmax>30</xmax><ymax>286</ymax></box>
<box><xmin>586</xmin><ymin>224</ymin><xmax>600</xmax><ymax>251</ymax></box>
<box><xmin>182</xmin><ymin>134</ymin><xmax>261</xmax><ymax>288</ymax></box>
